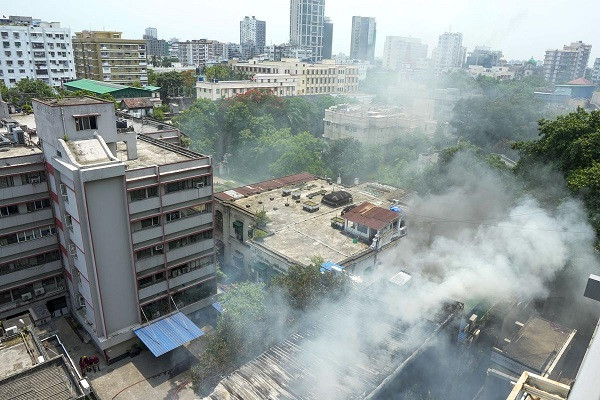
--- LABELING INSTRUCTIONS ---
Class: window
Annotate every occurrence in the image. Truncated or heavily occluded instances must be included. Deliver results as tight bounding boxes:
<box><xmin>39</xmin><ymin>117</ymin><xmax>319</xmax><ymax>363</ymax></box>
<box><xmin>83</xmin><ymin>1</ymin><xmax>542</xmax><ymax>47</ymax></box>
<box><xmin>0</xmin><ymin>175</ymin><xmax>15</xmax><ymax>188</ymax></box>
<box><xmin>136</xmin><ymin>245</ymin><xmax>163</xmax><ymax>260</ymax></box>
<box><xmin>21</xmin><ymin>171</ymin><xmax>46</xmax><ymax>185</ymax></box>
<box><xmin>75</xmin><ymin>115</ymin><xmax>98</xmax><ymax>131</ymax></box>
<box><xmin>167</xmin><ymin>230</ymin><xmax>212</xmax><ymax>250</ymax></box>
<box><xmin>0</xmin><ymin>204</ymin><xmax>19</xmax><ymax>217</ymax></box>
<box><xmin>164</xmin><ymin>180</ymin><xmax>186</xmax><ymax>193</ymax></box>
<box><xmin>0</xmin><ymin>250</ymin><xmax>60</xmax><ymax>275</ymax></box>
<box><xmin>26</xmin><ymin>198</ymin><xmax>51</xmax><ymax>212</ymax></box>
<box><xmin>1</xmin><ymin>225</ymin><xmax>57</xmax><ymax>246</ymax></box>
<box><xmin>140</xmin><ymin>216</ymin><xmax>160</xmax><ymax>229</ymax></box>
<box><xmin>165</xmin><ymin>211</ymin><xmax>180</xmax><ymax>222</ymax></box>
<box><xmin>64</xmin><ymin>214</ymin><xmax>73</xmax><ymax>230</ymax></box>
<box><xmin>129</xmin><ymin>186</ymin><xmax>158</xmax><ymax>202</ymax></box>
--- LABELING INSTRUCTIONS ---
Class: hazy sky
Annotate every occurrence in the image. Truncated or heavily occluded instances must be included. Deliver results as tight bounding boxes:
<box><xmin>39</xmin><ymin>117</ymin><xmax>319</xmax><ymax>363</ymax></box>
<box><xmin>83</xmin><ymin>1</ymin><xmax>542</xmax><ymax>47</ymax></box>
<box><xmin>4</xmin><ymin>0</ymin><xmax>600</xmax><ymax>62</ymax></box>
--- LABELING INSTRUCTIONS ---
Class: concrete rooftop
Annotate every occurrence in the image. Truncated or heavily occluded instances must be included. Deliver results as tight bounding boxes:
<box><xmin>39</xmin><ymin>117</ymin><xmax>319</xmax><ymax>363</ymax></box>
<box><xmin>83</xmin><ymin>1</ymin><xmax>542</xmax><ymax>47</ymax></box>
<box><xmin>221</xmin><ymin>177</ymin><xmax>409</xmax><ymax>266</ymax></box>
<box><xmin>116</xmin><ymin>138</ymin><xmax>192</xmax><ymax>169</ymax></box>
<box><xmin>0</xmin><ymin>342</ymin><xmax>33</xmax><ymax>380</ymax></box>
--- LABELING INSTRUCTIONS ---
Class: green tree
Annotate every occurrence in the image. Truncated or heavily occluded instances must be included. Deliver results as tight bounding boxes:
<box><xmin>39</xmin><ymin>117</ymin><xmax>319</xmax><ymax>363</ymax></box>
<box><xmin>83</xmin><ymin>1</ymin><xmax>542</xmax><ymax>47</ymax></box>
<box><xmin>147</xmin><ymin>69</ymin><xmax>158</xmax><ymax>86</ymax></box>
<box><xmin>513</xmin><ymin>108</ymin><xmax>600</xmax><ymax>240</ymax></box>
<box><xmin>203</xmin><ymin>65</ymin><xmax>248</xmax><ymax>81</ymax></box>
<box><xmin>130</xmin><ymin>80</ymin><xmax>143</xmax><ymax>88</ymax></box>
<box><xmin>156</xmin><ymin>71</ymin><xmax>184</xmax><ymax>99</ymax></box>
<box><xmin>1</xmin><ymin>78</ymin><xmax>56</xmax><ymax>107</ymax></box>
<box><xmin>174</xmin><ymin>98</ymin><xmax>221</xmax><ymax>155</ymax></box>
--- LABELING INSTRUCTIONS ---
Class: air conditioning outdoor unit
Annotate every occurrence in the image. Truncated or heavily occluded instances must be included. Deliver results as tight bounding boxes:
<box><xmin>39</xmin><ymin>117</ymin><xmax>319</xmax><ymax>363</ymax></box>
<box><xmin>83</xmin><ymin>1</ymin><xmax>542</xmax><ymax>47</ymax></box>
<box><xmin>196</xmin><ymin>182</ymin><xmax>205</xmax><ymax>189</ymax></box>
<box><xmin>34</xmin><ymin>288</ymin><xmax>45</xmax><ymax>296</ymax></box>
<box><xmin>21</xmin><ymin>293</ymin><xmax>33</xmax><ymax>301</ymax></box>
<box><xmin>59</xmin><ymin>184</ymin><xmax>68</xmax><ymax>198</ymax></box>
<box><xmin>69</xmin><ymin>243</ymin><xmax>77</xmax><ymax>256</ymax></box>
<box><xmin>31</xmin><ymin>177</ymin><xmax>41</xmax><ymax>184</ymax></box>
<box><xmin>155</xmin><ymin>244</ymin><xmax>163</xmax><ymax>251</ymax></box>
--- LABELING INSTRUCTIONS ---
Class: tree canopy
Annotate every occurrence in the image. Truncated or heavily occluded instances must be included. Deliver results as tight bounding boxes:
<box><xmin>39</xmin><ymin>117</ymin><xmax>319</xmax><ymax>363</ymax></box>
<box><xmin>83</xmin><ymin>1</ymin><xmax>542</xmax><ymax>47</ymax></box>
<box><xmin>202</xmin><ymin>65</ymin><xmax>249</xmax><ymax>81</ymax></box>
<box><xmin>0</xmin><ymin>78</ymin><xmax>56</xmax><ymax>107</ymax></box>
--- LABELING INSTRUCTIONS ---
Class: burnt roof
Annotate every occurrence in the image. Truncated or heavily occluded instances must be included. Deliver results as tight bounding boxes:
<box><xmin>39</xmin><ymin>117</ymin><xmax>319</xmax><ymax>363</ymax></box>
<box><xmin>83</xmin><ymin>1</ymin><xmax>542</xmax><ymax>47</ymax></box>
<box><xmin>215</xmin><ymin>172</ymin><xmax>315</xmax><ymax>201</ymax></box>
<box><xmin>343</xmin><ymin>201</ymin><xmax>399</xmax><ymax>231</ymax></box>
<box><xmin>120</xmin><ymin>97</ymin><xmax>154</xmax><ymax>109</ymax></box>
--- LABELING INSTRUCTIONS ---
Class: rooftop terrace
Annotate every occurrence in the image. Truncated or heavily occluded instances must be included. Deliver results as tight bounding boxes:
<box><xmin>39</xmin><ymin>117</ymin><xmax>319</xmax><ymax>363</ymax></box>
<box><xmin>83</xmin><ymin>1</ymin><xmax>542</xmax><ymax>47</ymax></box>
<box><xmin>216</xmin><ymin>174</ymin><xmax>409</xmax><ymax>266</ymax></box>
<box><xmin>116</xmin><ymin>135</ymin><xmax>204</xmax><ymax>169</ymax></box>
<box><xmin>33</xmin><ymin>97</ymin><xmax>110</xmax><ymax>107</ymax></box>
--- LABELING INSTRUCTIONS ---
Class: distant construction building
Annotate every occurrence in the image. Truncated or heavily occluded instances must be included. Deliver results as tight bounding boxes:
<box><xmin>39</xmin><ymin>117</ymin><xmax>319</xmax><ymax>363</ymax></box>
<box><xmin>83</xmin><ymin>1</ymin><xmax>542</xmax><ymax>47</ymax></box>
<box><xmin>72</xmin><ymin>31</ymin><xmax>148</xmax><ymax>86</ymax></box>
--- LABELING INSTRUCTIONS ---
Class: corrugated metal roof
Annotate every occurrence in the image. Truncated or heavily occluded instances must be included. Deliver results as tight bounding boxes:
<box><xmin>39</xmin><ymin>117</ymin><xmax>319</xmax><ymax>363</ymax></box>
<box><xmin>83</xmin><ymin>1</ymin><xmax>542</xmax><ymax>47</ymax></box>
<box><xmin>143</xmin><ymin>85</ymin><xmax>161</xmax><ymax>91</ymax></box>
<box><xmin>121</xmin><ymin>97</ymin><xmax>154</xmax><ymax>109</ymax></box>
<box><xmin>134</xmin><ymin>312</ymin><xmax>204</xmax><ymax>357</ymax></box>
<box><xmin>343</xmin><ymin>202</ymin><xmax>399</xmax><ymax>231</ymax></box>
<box><xmin>214</xmin><ymin>172</ymin><xmax>315</xmax><ymax>201</ymax></box>
<box><xmin>64</xmin><ymin>79</ymin><xmax>128</xmax><ymax>94</ymax></box>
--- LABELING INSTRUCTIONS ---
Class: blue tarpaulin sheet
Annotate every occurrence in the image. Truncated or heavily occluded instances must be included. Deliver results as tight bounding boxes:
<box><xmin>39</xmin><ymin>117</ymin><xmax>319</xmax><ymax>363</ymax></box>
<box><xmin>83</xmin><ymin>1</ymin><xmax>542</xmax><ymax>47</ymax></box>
<box><xmin>134</xmin><ymin>312</ymin><xmax>204</xmax><ymax>357</ymax></box>
<box><xmin>321</xmin><ymin>261</ymin><xmax>344</xmax><ymax>273</ymax></box>
<box><xmin>389</xmin><ymin>205</ymin><xmax>403</xmax><ymax>213</ymax></box>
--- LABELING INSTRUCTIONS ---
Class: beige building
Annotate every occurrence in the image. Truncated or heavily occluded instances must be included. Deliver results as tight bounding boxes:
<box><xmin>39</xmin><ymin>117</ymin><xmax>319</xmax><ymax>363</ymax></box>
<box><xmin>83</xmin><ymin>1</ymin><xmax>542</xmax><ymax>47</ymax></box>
<box><xmin>72</xmin><ymin>31</ymin><xmax>148</xmax><ymax>85</ymax></box>
<box><xmin>323</xmin><ymin>104</ymin><xmax>436</xmax><ymax>144</ymax></box>
<box><xmin>230</xmin><ymin>58</ymin><xmax>359</xmax><ymax>95</ymax></box>
<box><xmin>196</xmin><ymin>74</ymin><xmax>297</xmax><ymax>100</ymax></box>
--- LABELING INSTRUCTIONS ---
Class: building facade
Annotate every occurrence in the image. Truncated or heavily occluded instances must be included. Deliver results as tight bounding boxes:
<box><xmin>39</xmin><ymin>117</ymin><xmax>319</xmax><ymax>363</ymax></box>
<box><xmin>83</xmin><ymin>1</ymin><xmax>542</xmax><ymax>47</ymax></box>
<box><xmin>196</xmin><ymin>74</ymin><xmax>297</xmax><ymax>100</ymax></box>
<box><xmin>264</xmin><ymin>43</ymin><xmax>313</xmax><ymax>62</ymax></box>
<box><xmin>467</xmin><ymin>65</ymin><xmax>515</xmax><ymax>80</ymax></box>
<box><xmin>1</xmin><ymin>122</ymin><xmax>67</xmax><ymax>322</ymax></box>
<box><xmin>230</xmin><ymin>58</ymin><xmax>359</xmax><ymax>95</ymax></box>
<box><xmin>29</xmin><ymin>96</ymin><xmax>216</xmax><ymax>360</ymax></box>
<box><xmin>289</xmin><ymin>0</ymin><xmax>325</xmax><ymax>62</ymax></box>
<box><xmin>465</xmin><ymin>46</ymin><xmax>503</xmax><ymax>68</ymax></box>
<box><xmin>383</xmin><ymin>36</ymin><xmax>428</xmax><ymax>71</ymax></box>
<box><xmin>145</xmin><ymin>38</ymin><xmax>168</xmax><ymax>59</ymax></box>
<box><xmin>350</xmin><ymin>16</ymin><xmax>376</xmax><ymax>62</ymax></box>
<box><xmin>177</xmin><ymin>40</ymin><xmax>226</xmax><ymax>67</ymax></box>
<box><xmin>322</xmin><ymin>17</ymin><xmax>333</xmax><ymax>59</ymax></box>
<box><xmin>240</xmin><ymin>16</ymin><xmax>266</xmax><ymax>59</ymax></box>
<box><xmin>144</xmin><ymin>27</ymin><xmax>157</xmax><ymax>40</ymax></box>
<box><xmin>0</xmin><ymin>16</ymin><xmax>75</xmax><ymax>88</ymax></box>
<box><xmin>432</xmin><ymin>32</ymin><xmax>465</xmax><ymax>73</ymax></box>
<box><xmin>543</xmin><ymin>41</ymin><xmax>592</xmax><ymax>83</ymax></box>
<box><xmin>592</xmin><ymin>58</ymin><xmax>600</xmax><ymax>85</ymax></box>
<box><xmin>72</xmin><ymin>31</ymin><xmax>148</xmax><ymax>86</ymax></box>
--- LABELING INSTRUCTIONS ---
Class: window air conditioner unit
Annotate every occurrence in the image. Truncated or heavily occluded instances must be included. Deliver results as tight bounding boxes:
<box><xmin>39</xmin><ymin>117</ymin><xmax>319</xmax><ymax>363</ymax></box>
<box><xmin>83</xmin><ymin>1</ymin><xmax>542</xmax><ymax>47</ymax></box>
<box><xmin>155</xmin><ymin>244</ymin><xmax>163</xmax><ymax>251</ymax></box>
<box><xmin>65</xmin><ymin>216</ymin><xmax>73</xmax><ymax>228</ymax></box>
<box><xmin>59</xmin><ymin>184</ymin><xmax>68</xmax><ymax>198</ymax></box>
<box><xmin>21</xmin><ymin>293</ymin><xmax>33</xmax><ymax>301</ymax></box>
<box><xmin>34</xmin><ymin>288</ymin><xmax>45</xmax><ymax>296</ymax></box>
<box><xmin>196</xmin><ymin>182</ymin><xmax>205</xmax><ymax>189</ymax></box>
<box><xmin>31</xmin><ymin>177</ymin><xmax>41</xmax><ymax>184</ymax></box>
<box><xmin>69</xmin><ymin>243</ymin><xmax>77</xmax><ymax>256</ymax></box>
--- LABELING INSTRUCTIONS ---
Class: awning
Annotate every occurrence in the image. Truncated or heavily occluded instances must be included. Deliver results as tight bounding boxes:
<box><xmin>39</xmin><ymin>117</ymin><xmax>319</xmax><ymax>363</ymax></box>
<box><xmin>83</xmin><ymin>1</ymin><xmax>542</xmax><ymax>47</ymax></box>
<box><xmin>134</xmin><ymin>312</ymin><xmax>204</xmax><ymax>357</ymax></box>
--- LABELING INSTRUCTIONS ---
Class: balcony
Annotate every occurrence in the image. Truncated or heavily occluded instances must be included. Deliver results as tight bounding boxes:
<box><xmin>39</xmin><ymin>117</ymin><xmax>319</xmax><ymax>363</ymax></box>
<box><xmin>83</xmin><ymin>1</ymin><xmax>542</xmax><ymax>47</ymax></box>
<box><xmin>162</xmin><ymin>186</ymin><xmax>212</xmax><ymax>207</ymax></box>
<box><xmin>132</xmin><ymin>225</ymin><xmax>162</xmax><ymax>245</ymax></box>
<box><xmin>164</xmin><ymin>213</ymin><xmax>212</xmax><ymax>236</ymax></box>
<box><xmin>136</xmin><ymin>254</ymin><xmax>164</xmax><ymax>273</ymax></box>
<box><xmin>138</xmin><ymin>280</ymin><xmax>168</xmax><ymax>300</ymax></box>
<box><xmin>0</xmin><ymin>209</ymin><xmax>53</xmax><ymax>230</ymax></box>
<box><xmin>0</xmin><ymin>236</ymin><xmax>58</xmax><ymax>259</ymax></box>
<box><xmin>166</xmin><ymin>239</ymin><xmax>213</xmax><ymax>263</ymax></box>
<box><xmin>0</xmin><ymin>182</ymin><xmax>49</xmax><ymax>199</ymax></box>
<box><xmin>1</xmin><ymin>260</ymin><xmax>62</xmax><ymax>287</ymax></box>
<box><xmin>128</xmin><ymin>197</ymin><xmax>160</xmax><ymax>215</ymax></box>
<box><xmin>169</xmin><ymin>263</ymin><xmax>215</xmax><ymax>288</ymax></box>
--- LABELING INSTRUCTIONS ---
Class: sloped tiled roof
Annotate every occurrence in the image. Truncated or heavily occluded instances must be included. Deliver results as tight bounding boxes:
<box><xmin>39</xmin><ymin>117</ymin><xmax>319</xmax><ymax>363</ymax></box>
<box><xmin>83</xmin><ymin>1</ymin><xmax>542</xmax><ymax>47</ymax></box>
<box><xmin>566</xmin><ymin>78</ymin><xmax>595</xmax><ymax>85</ymax></box>
<box><xmin>343</xmin><ymin>201</ymin><xmax>399</xmax><ymax>231</ymax></box>
<box><xmin>121</xmin><ymin>97</ymin><xmax>154</xmax><ymax>109</ymax></box>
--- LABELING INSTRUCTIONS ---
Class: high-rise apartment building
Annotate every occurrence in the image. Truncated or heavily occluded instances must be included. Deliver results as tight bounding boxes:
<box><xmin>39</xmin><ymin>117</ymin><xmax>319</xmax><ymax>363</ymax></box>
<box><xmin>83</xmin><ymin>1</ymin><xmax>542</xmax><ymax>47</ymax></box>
<box><xmin>177</xmin><ymin>40</ymin><xmax>226</xmax><ymax>67</ymax></box>
<box><xmin>169</xmin><ymin>38</ymin><xmax>179</xmax><ymax>60</ymax></box>
<box><xmin>144</xmin><ymin>27</ymin><xmax>157</xmax><ymax>40</ymax></box>
<box><xmin>432</xmin><ymin>32</ymin><xmax>465</xmax><ymax>73</ymax></box>
<box><xmin>383</xmin><ymin>37</ymin><xmax>428</xmax><ymax>71</ymax></box>
<box><xmin>29</xmin><ymin>96</ymin><xmax>216</xmax><ymax>360</ymax></box>
<box><xmin>72</xmin><ymin>31</ymin><xmax>148</xmax><ymax>86</ymax></box>
<box><xmin>290</xmin><ymin>0</ymin><xmax>325</xmax><ymax>62</ymax></box>
<box><xmin>591</xmin><ymin>58</ymin><xmax>600</xmax><ymax>85</ymax></box>
<box><xmin>322</xmin><ymin>17</ymin><xmax>333</xmax><ymax>59</ymax></box>
<box><xmin>350</xmin><ymin>16</ymin><xmax>376</xmax><ymax>62</ymax></box>
<box><xmin>543</xmin><ymin>41</ymin><xmax>592</xmax><ymax>83</ymax></box>
<box><xmin>240</xmin><ymin>16</ymin><xmax>266</xmax><ymax>59</ymax></box>
<box><xmin>0</xmin><ymin>16</ymin><xmax>75</xmax><ymax>87</ymax></box>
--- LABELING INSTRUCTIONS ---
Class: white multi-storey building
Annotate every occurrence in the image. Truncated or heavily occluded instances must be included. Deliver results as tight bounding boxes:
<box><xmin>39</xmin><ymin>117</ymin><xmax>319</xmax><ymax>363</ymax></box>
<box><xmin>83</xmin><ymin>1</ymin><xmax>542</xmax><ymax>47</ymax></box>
<box><xmin>290</xmin><ymin>0</ymin><xmax>325</xmax><ymax>62</ymax></box>
<box><xmin>178</xmin><ymin>39</ymin><xmax>226</xmax><ymax>67</ymax></box>
<box><xmin>432</xmin><ymin>32</ymin><xmax>465</xmax><ymax>73</ymax></box>
<box><xmin>543</xmin><ymin>41</ymin><xmax>592</xmax><ymax>83</ymax></box>
<box><xmin>383</xmin><ymin>36</ymin><xmax>428</xmax><ymax>71</ymax></box>
<box><xmin>29</xmin><ymin>96</ymin><xmax>216</xmax><ymax>362</ymax></box>
<box><xmin>350</xmin><ymin>16</ymin><xmax>376</xmax><ymax>62</ymax></box>
<box><xmin>240</xmin><ymin>16</ymin><xmax>266</xmax><ymax>59</ymax></box>
<box><xmin>196</xmin><ymin>74</ymin><xmax>297</xmax><ymax>100</ymax></box>
<box><xmin>592</xmin><ymin>58</ymin><xmax>600</xmax><ymax>85</ymax></box>
<box><xmin>0</xmin><ymin>16</ymin><xmax>75</xmax><ymax>87</ymax></box>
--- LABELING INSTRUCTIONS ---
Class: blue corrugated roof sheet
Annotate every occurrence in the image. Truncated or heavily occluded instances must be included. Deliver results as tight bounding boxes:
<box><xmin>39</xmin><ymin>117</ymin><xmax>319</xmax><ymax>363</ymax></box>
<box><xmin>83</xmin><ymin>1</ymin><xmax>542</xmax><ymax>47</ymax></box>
<box><xmin>134</xmin><ymin>312</ymin><xmax>204</xmax><ymax>357</ymax></box>
<box><xmin>321</xmin><ymin>261</ymin><xmax>343</xmax><ymax>273</ymax></box>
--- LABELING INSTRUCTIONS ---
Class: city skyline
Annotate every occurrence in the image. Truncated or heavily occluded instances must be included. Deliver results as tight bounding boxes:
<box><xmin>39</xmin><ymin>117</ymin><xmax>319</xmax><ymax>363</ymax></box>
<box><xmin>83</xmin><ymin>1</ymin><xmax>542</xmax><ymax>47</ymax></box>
<box><xmin>3</xmin><ymin>0</ymin><xmax>599</xmax><ymax>62</ymax></box>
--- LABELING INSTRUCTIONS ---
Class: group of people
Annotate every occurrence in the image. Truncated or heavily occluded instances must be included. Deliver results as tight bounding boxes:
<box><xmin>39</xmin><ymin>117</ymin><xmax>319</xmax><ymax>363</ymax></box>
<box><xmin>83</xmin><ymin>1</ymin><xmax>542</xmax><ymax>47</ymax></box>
<box><xmin>78</xmin><ymin>355</ymin><xmax>100</xmax><ymax>375</ymax></box>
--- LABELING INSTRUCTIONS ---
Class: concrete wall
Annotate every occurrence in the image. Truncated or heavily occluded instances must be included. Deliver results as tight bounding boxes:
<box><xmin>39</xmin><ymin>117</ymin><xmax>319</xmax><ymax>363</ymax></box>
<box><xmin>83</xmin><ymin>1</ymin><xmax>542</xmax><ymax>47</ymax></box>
<box><xmin>84</xmin><ymin>176</ymin><xmax>139</xmax><ymax>335</ymax></box>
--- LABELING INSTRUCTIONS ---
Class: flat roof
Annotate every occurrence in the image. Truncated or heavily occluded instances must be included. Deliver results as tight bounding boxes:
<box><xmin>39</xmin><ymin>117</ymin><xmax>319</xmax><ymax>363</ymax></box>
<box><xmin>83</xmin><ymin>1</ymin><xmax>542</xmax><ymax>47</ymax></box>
<box><xmin>66</xmin><ymin>139</ymin><xmax>113</xmax><ymax>165</ymax></box>
<box><xmin>125</xmin><ymin>117</ymin><xmax>178</xmax><ymax>135</ymax></box>
<box><xmin>499</xmin><ymin>316</ymin><xmax>576</xmax><ymax>373</ymax></box>
<box><xmin>0</xmin><ymin>342</ymin><xmax>33</xmax><ymax>379</ymax></box>
<box><xmin>116</xmin><ymin>136</ymin><xmax>197</xmax><ymax>169</ymax></box>
<box><xmin>217</xmin><ymin>175</ymin><xmax>409</xmax><ymax>266</ymax></box>
<box><xmin>64</xmin><ymin>78</ymin><xmax>128</xmax><ymax>93</ymax></box>
<box><xmin>33</xmin><ymin>96</ymin><xmax>111</xmax><ymax>107</ymax></box>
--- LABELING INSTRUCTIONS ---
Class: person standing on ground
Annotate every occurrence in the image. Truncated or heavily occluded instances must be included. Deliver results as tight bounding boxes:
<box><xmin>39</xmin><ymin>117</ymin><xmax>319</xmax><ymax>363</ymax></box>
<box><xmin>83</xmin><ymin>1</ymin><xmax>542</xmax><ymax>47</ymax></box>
<box><xmin>79</xmin><ymin>357</ymin><xmax>86</xmax><ymax>376</ymax></box>
<box><xmin>83</xmin><ymin>355</ymin><xmax>91</xmax><ymax>373</ymax></box>
<box><xmin>92</xmin><ymin>354</ymin><xmax>100</xmax><ymax>372</ymax></box>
